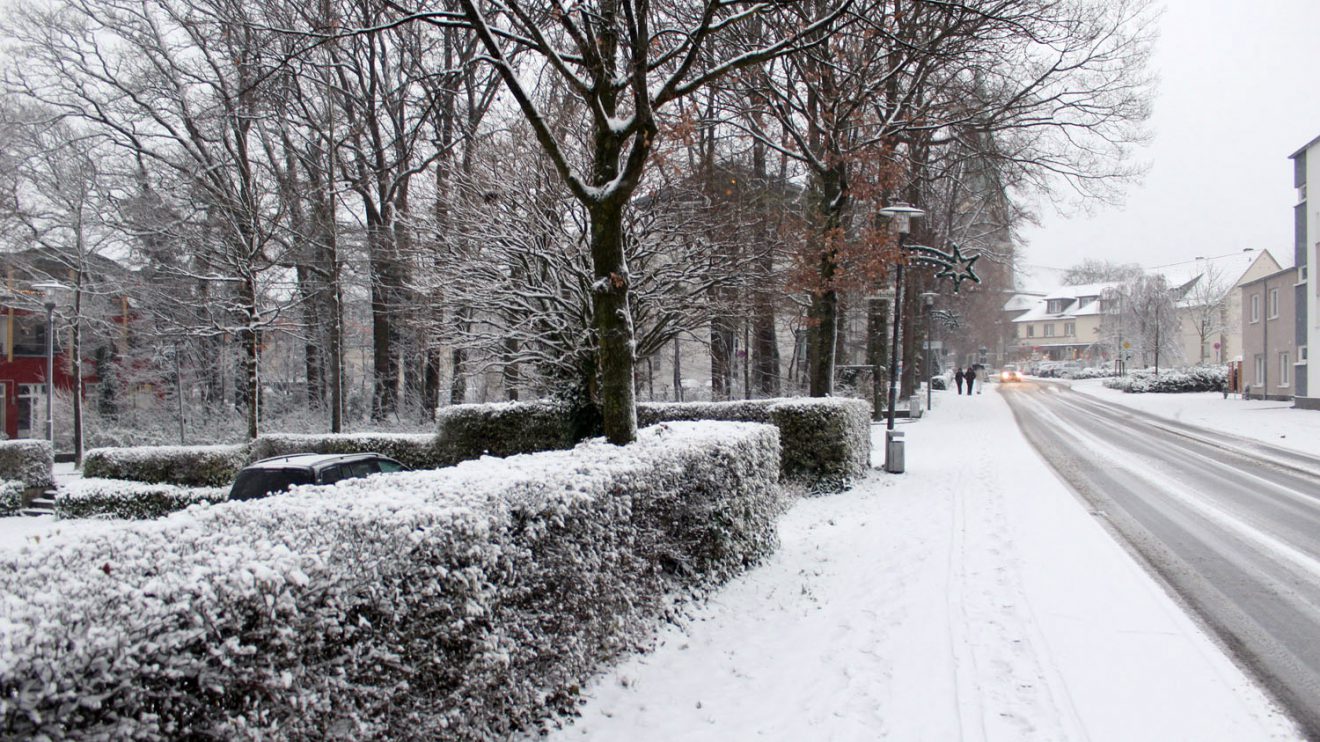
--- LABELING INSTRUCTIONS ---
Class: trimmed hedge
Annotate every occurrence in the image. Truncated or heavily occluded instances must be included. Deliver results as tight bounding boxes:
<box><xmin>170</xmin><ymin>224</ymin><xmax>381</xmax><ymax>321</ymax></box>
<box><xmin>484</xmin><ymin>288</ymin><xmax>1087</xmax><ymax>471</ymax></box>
<box><xmin>640</xmin><ymin>397</ymin><xmax>872</xmax><ymax>492</ymax></box>
<box><xmin>54</xmin><ymin>479</ymin><xmax>229</xmax><ymax>520</ymax></box>
<box><xmin>82</xmin><ymin>444</ymin><xmax>248</xmax><ymax>487</ymax></box>
<box><xmin>435</xmin><ymin>397</ymin><xmax>872</xmax><ymax>493</ymax></box>
<box><xmin>1103</xmin><ymin>366</ymin><xmax>1227</xmax><ymax>393</ymax></box>
<box><xmin>0</xmin><ymin>422</ymin><xmax>782</xmax><ymax>740</ymax></box>
<box><xmin>250</xmin><ymin>433</ymin><xmax>440</xmax><ymax>470</ymax></box>
<box><xmin>0</xmin><ymin>480</ymin><xmax>25</xmax><ymax>515</ymax></box>
<box><xmin>434</xmin><ymin>400</ymin><xmax>576</xmax><ymax>466</ymax></box>
<box><xmin>0</xmin><ymin>439</ymin><xmax>54</xmax><ymax>490</ymax></box>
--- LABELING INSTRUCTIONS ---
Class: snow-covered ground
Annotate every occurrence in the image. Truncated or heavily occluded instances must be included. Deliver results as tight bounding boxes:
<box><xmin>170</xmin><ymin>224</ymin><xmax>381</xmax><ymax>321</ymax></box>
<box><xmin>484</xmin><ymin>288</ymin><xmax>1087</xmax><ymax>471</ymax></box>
<box><xmin>1067</xmin><ymin>378</ymin><xmax>1320</xmax><ymax>458</ymax></box>
<box><xmin>0</xmin><ymin>388</ymin><xmax>1310</xmax><ymax>740</ymax></box>
<box><xmin>541</xmin><ymin>389</ymin><xmax>1301</xmax><ymax>741</ymax></box>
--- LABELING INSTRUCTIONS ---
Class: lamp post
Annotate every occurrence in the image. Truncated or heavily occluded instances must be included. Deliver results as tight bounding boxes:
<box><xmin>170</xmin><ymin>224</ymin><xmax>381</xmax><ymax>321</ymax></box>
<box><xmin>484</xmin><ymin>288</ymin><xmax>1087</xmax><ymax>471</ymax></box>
<box><xmin>920</xmin><ymin>292</ymin><xmax>936</xmax><ymax>411</ymax></box>
<box><xmin>878</xmin><ymin>201</ymin><xmax>924</xmax><ymax>473</ymax></box>
<box><xmin>32</xmin><ymin>282</ymin><xmax>66</xmax><ymax>444</ymax></box>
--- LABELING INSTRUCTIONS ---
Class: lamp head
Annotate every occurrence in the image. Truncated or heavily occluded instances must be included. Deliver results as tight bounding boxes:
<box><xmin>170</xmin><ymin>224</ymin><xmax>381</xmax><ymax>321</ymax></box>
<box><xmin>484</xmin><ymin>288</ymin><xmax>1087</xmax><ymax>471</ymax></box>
<box><xmin>32</xmin><ymin>282</ymin><xmax>66</xmax><ymax>309</ymax></box>
<box><xmin>878</xmin><ymin>201</ymin><xmax>925</xmax><ymax>236</ymax></box>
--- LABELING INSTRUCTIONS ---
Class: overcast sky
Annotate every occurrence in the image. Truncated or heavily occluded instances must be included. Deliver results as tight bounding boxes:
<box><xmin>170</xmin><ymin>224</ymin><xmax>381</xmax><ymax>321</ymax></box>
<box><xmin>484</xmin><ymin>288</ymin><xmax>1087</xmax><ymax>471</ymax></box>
<box><xmin>1016</xmin><ymin>0</ymin><xmax>1320</xmax><ymax>289</ymax></box>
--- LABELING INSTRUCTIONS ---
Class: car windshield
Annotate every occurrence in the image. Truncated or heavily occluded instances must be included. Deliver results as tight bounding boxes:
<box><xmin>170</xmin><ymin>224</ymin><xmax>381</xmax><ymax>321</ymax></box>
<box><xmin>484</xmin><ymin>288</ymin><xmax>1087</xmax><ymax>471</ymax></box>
<box><xmin>229</xmin><ymin>468</ymin><xmax>315</xmax><ymax>501</ymax></box>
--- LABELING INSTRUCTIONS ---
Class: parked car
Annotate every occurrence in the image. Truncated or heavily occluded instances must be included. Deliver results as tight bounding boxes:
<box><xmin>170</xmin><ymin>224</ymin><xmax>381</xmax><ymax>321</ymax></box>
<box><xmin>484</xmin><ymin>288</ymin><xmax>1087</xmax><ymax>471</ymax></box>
<box><xmin>1000</xmin><ymin>364</ymin><xmax>1023</xmax><ymax>383</ymax></box>
<box><xmin>228</xmin><ymin>453</ymin><xmax>409</xmax><ymax>501</ymax></box>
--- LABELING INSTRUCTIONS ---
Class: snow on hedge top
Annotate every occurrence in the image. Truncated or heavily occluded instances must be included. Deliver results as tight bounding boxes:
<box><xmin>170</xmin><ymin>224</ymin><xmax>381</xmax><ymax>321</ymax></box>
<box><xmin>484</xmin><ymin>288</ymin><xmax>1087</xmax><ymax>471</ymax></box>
<box><xmin>83</xmin><ymin>443</ymin><xmax>246</xmax><ymax>461</ymax></box>
<box><xmin>0</xmin><ymin>439</ymin><xmax>54</xmax><ymax>489</ymax></box>
<box><xmin>294</xmin><ymin>420</ymin><xmax>775</xmax><ymax>515</ymax></box>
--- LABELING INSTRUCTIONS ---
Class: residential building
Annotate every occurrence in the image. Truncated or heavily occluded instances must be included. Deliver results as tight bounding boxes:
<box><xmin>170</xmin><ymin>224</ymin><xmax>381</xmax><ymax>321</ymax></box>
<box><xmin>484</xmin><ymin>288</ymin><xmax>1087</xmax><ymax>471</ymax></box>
<box><xmin>1165</xmin><ymin>250</ymin><xmax>1282</xmax><ymax>367</ymax></box>
<box><xmin>1006</xmin><ymin>283</ymin><xmax>1115</xmax><ymax>362</ymax></box>
<box><xmin>1240</xmin><ymin>265</ymin><xmax>1299</xmax><ymax>400</ymax></box>
<box><xmin>1290</xmin><ymin>134</ymin><xmax>1318</xmax><ymax>408</ymax></box>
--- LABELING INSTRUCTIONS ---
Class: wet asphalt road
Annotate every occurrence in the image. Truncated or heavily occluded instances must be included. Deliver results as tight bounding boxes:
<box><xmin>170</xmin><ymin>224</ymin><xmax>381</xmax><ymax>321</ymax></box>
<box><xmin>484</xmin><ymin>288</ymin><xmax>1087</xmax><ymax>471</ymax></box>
<box><xmin>1001</xmin><ymin>379</ymin><xmax>1320</xmax><ymax>739</ymax></box>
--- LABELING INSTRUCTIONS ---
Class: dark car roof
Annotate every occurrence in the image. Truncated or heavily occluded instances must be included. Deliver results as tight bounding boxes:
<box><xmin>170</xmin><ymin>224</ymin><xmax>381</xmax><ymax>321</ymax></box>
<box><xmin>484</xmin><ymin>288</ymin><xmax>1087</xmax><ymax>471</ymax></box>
<box><xmin>246</xmin><ymin>452</ymin><xmax>392</xmax><ymax>473</ymax></box>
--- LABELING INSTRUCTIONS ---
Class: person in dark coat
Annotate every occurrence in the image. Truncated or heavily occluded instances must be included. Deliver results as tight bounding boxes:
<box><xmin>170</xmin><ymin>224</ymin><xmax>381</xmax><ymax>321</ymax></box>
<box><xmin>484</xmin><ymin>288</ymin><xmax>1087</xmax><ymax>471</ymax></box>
<box><xmin>964</xmin><ymin>365</ymin><xmax>977</xmax><ymax>395</ymax></box>
<box><xmin>954</xmin><ymin>367</ymin><xmax>965</xmax><ymax>395</ymax></box>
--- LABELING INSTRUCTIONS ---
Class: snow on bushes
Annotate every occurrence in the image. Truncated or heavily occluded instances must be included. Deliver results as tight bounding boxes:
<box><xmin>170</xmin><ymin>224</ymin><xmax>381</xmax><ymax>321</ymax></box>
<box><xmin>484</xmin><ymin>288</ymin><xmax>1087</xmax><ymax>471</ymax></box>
<box><xmin>250</xmin><ymin>432</ymin><xmax>440</xmax><ymax>470</ymax></box>
<box><xmin>0</xmin><ymin>439</ymin><xmax>54</xmax><ymax>490</ymax></box>
<box><xmin>434</xmin><ymin>400</ymin><xmax>576</xmax><ymax>465</ymax></box>
<box><xmin>1061</xmin><ymin>366</ymin><xmax>1116</xmax><ymax>380</ymax></box>
<box><xmin>82</xmin><ymin>443</ymin><xmax>248</xmax><ymax>487</ymax></box>
<box><xmin>54</xmin><ymin>478</ymin><xmax>228</xmax><ymax>520</ymax></box>
<box><xmin>1103</xmin><ymin>366</ymin><xmax>1227</xmax><ymax>393</ymax></box>
<box><xmin>0</xmin><ymin>422</ymin><xmax>782</xmax><ymax>740</ymax></box>
<box><xmin>639</xmin><ymin>397</ymin><xmax>871</xmax><ymax>492</ymax></box>
<box><xmin>0</xmin><ymin>480</ymin><xmax>25</xmax><ymax>515</ymax></box>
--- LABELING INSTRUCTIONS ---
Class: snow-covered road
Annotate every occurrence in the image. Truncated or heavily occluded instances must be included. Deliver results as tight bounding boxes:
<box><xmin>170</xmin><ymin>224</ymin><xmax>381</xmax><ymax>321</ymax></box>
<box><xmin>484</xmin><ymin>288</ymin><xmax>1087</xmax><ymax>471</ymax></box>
<box><xmin>542</xmin><ymin>388</ymin><xmax>1300</xmax><ymax>741</ymax></box>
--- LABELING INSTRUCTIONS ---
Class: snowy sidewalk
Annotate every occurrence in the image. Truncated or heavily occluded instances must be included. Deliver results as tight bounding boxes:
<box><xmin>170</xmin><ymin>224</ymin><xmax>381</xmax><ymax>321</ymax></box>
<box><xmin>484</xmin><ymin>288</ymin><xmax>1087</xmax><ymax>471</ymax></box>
<box><xmin>544</xmin><ymin>389</ymin><xmax>1299</xmax><ymax>741</ymax></box>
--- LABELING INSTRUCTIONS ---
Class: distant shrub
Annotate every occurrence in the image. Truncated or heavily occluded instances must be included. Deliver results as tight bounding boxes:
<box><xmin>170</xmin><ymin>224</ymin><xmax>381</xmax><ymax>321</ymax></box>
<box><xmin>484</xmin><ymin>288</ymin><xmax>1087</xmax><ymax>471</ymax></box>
<box><xmin>434</xmin><ymin>401</ymin><xmax>575</xmax><ymax>466</ymax></box>
<box><xmin>1061</xmin><ymin>366</ymin><xmax>1116</xmax><ymax>380</ymax></box>
<box><xmin>1103</xmin><ymin>366</ymin><xmax>1227</xmax><ymax>393</ymax></box>
<box><xmin>250</xmin><ymin>433</ymin><xmax>439</xmax><ymax>470</ymax></box>
<box><xmin>82</xmin><ymin>444</ymin><xmax>248</xmax><ymax>487</ymax></box>
<box><xmin>0</xmin><ymin>439</ymin><xmax>54</xmax><ymax>490</ymax></box>
<box><xmin>0</xmin><ymin>422</ymin><xmax>780</xmax><ymax>740</ymax></box>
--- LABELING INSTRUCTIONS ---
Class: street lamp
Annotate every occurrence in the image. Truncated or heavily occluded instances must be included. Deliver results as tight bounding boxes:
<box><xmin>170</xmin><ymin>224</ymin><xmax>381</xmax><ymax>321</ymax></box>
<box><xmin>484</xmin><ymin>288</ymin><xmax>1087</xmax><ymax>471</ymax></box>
<box><xmin>920</xmin><ymin>292</ymin><xmax>937</xmax><ymax>412</ymax></box>
<box><xmin>32</xmin><ymin>282</ymin><xmax>66</xmax><ymax>444</ymax></box>
<box><xmin>878</xmin><ymin>201</ymin><xmax>925</xmax><ymax>473</ymax></box>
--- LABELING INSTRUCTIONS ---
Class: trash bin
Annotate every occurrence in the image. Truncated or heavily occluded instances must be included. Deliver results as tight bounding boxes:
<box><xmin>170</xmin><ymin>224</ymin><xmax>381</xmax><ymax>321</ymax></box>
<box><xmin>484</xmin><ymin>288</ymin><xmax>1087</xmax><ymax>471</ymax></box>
<box><xmin>885</xmin><ymin>430</ymin><xmax>905</xmax><ymax>473</ymax></box>
<box><xmin>909</xmin><ymin>394</ymin><xmax>922</xmax><ymax>419</ymax></box>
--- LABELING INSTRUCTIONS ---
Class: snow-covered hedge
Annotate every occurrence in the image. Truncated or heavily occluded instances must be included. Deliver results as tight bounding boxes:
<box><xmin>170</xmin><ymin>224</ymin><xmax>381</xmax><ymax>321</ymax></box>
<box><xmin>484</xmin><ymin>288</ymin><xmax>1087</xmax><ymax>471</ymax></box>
<box><xmin>0</xmin><ymin>439</ymin><xmax>54</xmax><ymax>490</ymax></box>
<box><xmin>1103</xmin><ymin>366</ymin><xmax>1227</xmax><ymax>393</ymax></box>
<box><xmin>434</xmin><ymin>400</ymin><xmax>576</xmax><ymax>465</ymax></box>
<box><xmin>640</xmin><ymin>397</ymin><xmax>871</xmax><ymax>492</ymax></box>
<box><xmin>0</xmin><ymin>480</ymin><xmax>25</xmax><ymax>515</ymax></box>
<box><xmin>0</xmin><ymin>422</ymin><xmax>781</xmax><ymax>740</ymax></box>
<box><xmin>81</xmin><ymin>444</ymin><xmax>248</xmax><ymax>487</ymax></box>
<box><xmin>250</xmin><ymin>433</ymin><xmax>440</xmax><ymax>470</ymax></box>
<box><xmin>1061</xmin><ymin>366</ymin><xmax>1116</xmax><ymax>380</ymax></box>
<box><xmin>53</xmin><ymin>478</ymin><xmax>229</xmax><ymax>520</ymax></box>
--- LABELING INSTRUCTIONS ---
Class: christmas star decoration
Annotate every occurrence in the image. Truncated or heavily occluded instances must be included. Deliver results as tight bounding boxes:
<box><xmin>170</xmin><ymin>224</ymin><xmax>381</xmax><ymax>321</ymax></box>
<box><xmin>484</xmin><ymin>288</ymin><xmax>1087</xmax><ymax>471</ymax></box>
<box><xmin>906</xmin><ymin>242</ymin><xmax>981</xmax><ymax>292</ymax></box>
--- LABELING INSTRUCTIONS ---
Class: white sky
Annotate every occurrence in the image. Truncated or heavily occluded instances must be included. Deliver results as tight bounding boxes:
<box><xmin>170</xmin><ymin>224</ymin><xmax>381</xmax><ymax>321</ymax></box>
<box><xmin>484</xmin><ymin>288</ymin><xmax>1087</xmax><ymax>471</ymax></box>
<box><xmin>1018</xmin><ymin>0</ymin><xmax>1320</xmax><ymax>289</ymax></box>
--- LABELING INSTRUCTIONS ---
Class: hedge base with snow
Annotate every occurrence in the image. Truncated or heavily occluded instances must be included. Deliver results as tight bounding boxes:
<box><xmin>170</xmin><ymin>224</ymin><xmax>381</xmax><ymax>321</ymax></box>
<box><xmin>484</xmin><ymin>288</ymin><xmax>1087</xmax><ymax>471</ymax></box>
<box><xmin>54</xmin><ymin>479</ymin><xmax>229</xmax><ymax>520</ymax></box>
<box><xmin>250</xmin><ymin>433</ymin><xmax>439</xmax><ymax>470</ymax></box>
<box><xmin>0</xmin><ymin>439</ymin><xmax>54</xmax><ymax>491</ymax></box>
<box><xmin>1103</xmin><ymin>366</ymin><xmax>1227</xmax><ymax>393</ymax></box>
<box><xmin>0</xmin><ymin>422</ymin><xmax>782</xmax><ymax>740</ymax></box>
<box><xmin>82</xmin><ymin>444</ymin><xmax>248</xmax><ymax>487</ymax></box>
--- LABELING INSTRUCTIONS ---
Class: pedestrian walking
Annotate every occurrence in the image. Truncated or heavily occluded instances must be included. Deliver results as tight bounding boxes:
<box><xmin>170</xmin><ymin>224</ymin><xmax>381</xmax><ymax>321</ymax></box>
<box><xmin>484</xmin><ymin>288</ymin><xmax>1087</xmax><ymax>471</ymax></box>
<box><xmin>954</xmin><ymin>367</ymin><xmax>965</xmax><ymax>395</ymax></box>
<box><xmin>965</xmin><ymin>365</ymin><xmax>977</xmax><ymax>396</ymax></box>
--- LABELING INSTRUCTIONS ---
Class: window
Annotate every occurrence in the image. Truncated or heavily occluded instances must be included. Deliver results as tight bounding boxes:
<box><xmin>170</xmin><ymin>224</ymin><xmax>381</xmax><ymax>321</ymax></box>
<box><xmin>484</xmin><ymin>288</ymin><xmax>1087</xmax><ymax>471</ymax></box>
<box><xmin>1026</xmin><ymin>325</ymin><xmax>1035</xmax><ymax>338</ymax></box>
<box><xmin>1077</xmin><ymin>296</ymin><xmax>1094</xmax><ymax>309</ymax></box>
<box><xmin>17</xmin><ymin>383</ymin><xmax>42</xmax><ymax>439</ymax></box>
<box><xmin>1064</xmin><ymin>322</ymin><xmax>1076</xmax><ymax>336</ymax></box>
<box><xmin>1250</xmin><ymin>293</ymin><xmax>1260</xmax><ymax>323</ymax></box>
<box><xmin>1044</xmin><ymin>324</ymin><xmax>1055</xmax><ymax>337</ymax></box>
<box><xmin>1046</xmin><ymin>299</ymin><xmax>1069</xmax><ymax>314</ymax></box>
<box><xmin>1280</xmin><ymin>353</ymin><xmax>1290</xmax><ymax>387</ymax></box>
<box><xmin>1302</xmin><ymin>346</ymin><xmax>1309</xmax><ymax>362</ymax></box>
<box><xmin>1254</xmin><ymin>354</ymin><xmax>1265</xmax><ymax>386</ymax></box>
<box><xmin>1269</xmin><ymin>288</ymin><xmax>1279</xmax><ymax>319</ymax></box>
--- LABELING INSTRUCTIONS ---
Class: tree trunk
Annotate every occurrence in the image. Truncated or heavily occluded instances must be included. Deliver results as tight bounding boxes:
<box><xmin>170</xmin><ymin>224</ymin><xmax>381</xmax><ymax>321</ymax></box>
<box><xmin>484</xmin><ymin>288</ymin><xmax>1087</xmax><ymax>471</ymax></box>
<box><xmin>867</xmin><ymin>298</ymin><xmax>889</xmax><ymax>420</ymax></box>
<box><xmin>588</xmin><ymin>198</ymin><xmax>637</xmax><ymax>445</ymax></box>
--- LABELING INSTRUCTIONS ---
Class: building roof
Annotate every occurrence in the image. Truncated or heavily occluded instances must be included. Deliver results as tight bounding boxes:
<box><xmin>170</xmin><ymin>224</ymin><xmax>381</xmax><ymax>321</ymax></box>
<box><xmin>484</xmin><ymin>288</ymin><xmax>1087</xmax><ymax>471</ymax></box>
<box><xmin>1010</xmin><ymin>282</ymin><xmax>1119</xmax><ymax>323</ymax></box>
<box><xmin>1290</xmin><ymin>132</ymin><xmax>1320</xmax><ymax>160</ymax></box>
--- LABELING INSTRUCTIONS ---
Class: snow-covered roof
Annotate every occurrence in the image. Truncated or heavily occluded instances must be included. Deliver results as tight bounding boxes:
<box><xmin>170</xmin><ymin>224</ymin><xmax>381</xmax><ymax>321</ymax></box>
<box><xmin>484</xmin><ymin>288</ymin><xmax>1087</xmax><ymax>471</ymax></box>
<box><xmin>1011</xmin><ymin>282</ymin><xmax>1118</xmax><ymax>323</ymax></box>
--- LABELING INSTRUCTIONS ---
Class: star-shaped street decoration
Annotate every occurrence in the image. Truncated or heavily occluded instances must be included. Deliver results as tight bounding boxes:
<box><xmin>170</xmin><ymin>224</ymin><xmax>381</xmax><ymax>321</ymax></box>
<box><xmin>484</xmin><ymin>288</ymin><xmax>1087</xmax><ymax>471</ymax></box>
<box><xmin>906</xmin><ymin>242</ymin><xmax>981</xmax><ymax>292</ymax></box>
